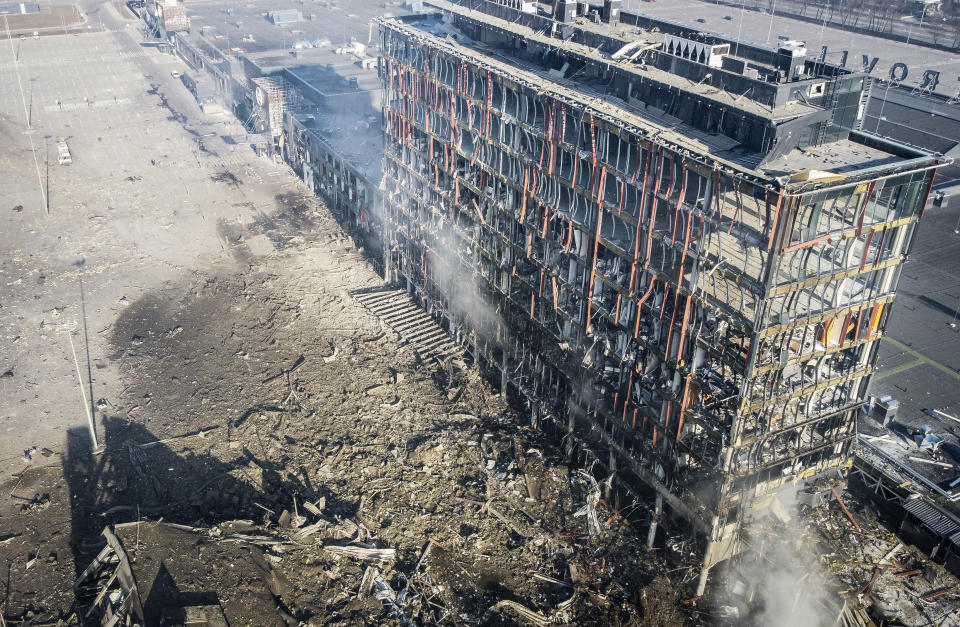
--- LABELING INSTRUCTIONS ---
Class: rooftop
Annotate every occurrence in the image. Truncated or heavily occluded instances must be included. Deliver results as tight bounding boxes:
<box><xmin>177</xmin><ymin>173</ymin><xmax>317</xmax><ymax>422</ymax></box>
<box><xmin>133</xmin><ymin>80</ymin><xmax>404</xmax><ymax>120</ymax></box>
<box><xmin>619</xmin><ymin>0</ymin><xmax>960</xmax><ymax>98</ymax></box>
<box><xmin>285</xmin><ymin>49</ymin><xmax>384</xmax><ymax>181</ymax></box>
<box><xmin>383</xmin><ymin>15</ymin><xmax>928</xmax><ymax>182</ymax></box>
<box><xmin>180</xmin><ymin>0</ymin><xmax>386</xmax><ymax>56</ymax></box>
<box><xmin>241</xmin><ymin>40</ymin><xmax>384</xmax><ymax>182</ymax></box>
<box><xmin>759</xmin><ymin>135</ymin><xmax>905</xmax><ymax>178</ymax></box>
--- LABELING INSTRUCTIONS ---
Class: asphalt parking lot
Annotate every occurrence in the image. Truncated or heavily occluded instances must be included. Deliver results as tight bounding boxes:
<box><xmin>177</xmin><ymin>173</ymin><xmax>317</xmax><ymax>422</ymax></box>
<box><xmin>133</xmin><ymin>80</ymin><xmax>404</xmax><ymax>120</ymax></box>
<box><xmin>0</xmin><ymin>11</ymin><xmax>301</xmax><ymax>476</ymax></box>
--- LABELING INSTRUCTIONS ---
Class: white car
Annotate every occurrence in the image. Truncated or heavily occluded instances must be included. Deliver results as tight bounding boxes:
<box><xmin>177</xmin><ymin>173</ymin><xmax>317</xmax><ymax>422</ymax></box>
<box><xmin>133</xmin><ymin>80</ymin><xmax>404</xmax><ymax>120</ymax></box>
<box><xmin>33</xmin><ymin>31</ymin><xmax>39</xmax><ymax>39</ymax></box>
<box><xmin>171</xmin><ymin>71</ymin><xmax>182</xmax><ymax>78</ymax></box>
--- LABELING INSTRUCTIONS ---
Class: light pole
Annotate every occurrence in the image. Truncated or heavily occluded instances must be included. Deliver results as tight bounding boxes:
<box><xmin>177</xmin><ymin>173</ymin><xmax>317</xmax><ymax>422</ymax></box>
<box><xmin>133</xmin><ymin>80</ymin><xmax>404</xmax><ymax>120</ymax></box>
<box><xmin>44</xmin><ymin>135</ymin><xmax>50</xmax><ymax>214</ymax></box>
<box><xmin>766</xmin><ymin>0</ymin><xmax>779</xmax><ymax>44</ymax></box>
<box><xmin>906</xmin><ymin>4</ymin><xmax>929</xmax><ymax>45</ymax></box>
<box><xmin>875</xmin><ymin>79</ymin><xmax>893</xmax><ymax>133</ymax></box>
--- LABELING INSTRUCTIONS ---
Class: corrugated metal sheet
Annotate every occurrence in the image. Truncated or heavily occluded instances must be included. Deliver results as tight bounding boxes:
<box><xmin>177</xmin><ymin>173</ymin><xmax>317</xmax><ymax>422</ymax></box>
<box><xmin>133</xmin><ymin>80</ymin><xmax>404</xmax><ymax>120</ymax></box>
<box><xmin>904</xmin><ymin>497</ymin><xmax>960</xmax><ymax>538</ymax></box>
<box><xmin>950</xmin><ymin>530</ymin><xmax>960</xmax><ymax>548</ymax></box>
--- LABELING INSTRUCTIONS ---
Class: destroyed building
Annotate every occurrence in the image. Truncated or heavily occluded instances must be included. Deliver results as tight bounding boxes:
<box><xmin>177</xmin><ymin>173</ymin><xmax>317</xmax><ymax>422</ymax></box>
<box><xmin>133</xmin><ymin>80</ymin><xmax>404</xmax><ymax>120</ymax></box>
<box><xmin>366</xmin><ymin>0</ymin><xmax>945</xmax><ymax>592</ymax></box>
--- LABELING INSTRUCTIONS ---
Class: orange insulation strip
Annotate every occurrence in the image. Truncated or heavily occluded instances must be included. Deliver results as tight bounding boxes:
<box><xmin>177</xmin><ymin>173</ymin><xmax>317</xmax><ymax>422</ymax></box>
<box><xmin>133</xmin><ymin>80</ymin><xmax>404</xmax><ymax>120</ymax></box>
<box><xmin>519</xmin><ymin>166</ymin><xmax>529</xmax><ymax>222</ymax></box>
<box><xmin>585</xmin><ymin>204</ymin><xmax>603</xmax><ymax>333</ymax></box>
<box><xmin>859</xmin><ymin>230</ymin><xmax>875</xmax><ymax>270</ymax></box>
<box><xmin>677</xmin><ymin>207</ymin><xmax>694</xmax><ymax>284</ymax></box>
<box><xmin>767</xmin><ymin>192</ymin><xmax>785</xmax><ymax>250</ymax></box>
<box><xmin>676</xmin><ymin>375</ymin><xmax>692</xmax><ymax>442</ymax></box>
<box><xmin>634</xmin><ymin>277</ymin><xmax>656</xmax><ymax>338</ymax></box>
<box><xmin>623</xmin><ymin>376</ymin><xmax>631</xmax><ymax>422</ymax></box>
<box><xmin>675</xmin><ymin>296</ymin><xmax>692</xmax><ymax>364</ymax></box>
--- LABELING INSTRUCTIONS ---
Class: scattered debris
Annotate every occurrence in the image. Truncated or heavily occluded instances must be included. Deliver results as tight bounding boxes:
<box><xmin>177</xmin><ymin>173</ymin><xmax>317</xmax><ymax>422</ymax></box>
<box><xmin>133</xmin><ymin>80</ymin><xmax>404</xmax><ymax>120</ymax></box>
<box><xmin>321</xmin><ymin>545</ymin><xmax>396</xmax><ymax>565</ymax></box>
<box><xmin>487</xmin><ymin>599</ymin><xmax>553</xmax><ymax>626</ymax></box>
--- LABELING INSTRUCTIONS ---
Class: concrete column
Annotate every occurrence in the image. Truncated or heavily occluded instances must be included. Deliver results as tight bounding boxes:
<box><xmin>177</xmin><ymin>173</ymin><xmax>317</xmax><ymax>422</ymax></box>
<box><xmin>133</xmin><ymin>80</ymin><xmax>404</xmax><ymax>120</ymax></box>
<box><xmin>501</xmin><ymin>347</ymin><xmax>508</xmax><ymax>394</ymax></box>
<box><xmin>646</xmin><ymin>493</ymin><xmax>662</xmax><ymax>547</ymax></box>
<box><xmin>693</xmin><ymin>346</ymin><xmax>706</xmax><ymax>369</ymax></box>
<box><xmin>605</xmin><ymin>447</ymin><xmax>616</xmax><ymax>501</ymax></box>
<box><xmin>696</xmin><ymin>561</ymin><xmax>711</xmax><ymax>596</ymax></box>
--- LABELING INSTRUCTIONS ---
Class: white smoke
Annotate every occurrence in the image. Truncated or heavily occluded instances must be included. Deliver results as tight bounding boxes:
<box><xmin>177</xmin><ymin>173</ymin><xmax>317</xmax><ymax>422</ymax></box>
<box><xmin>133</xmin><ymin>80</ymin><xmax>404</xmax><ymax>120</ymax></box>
<box><xmin>727</xmin><ymin>487</ymin><xmax>837</xmax><ymax>627</ymax></box>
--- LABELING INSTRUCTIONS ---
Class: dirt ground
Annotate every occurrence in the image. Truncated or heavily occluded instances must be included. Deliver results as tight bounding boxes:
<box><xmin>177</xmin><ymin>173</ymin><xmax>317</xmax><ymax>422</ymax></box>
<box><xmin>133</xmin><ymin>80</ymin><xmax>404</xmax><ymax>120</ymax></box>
<box><xmin>0</xmin><ymin>226</ymin><xmax>688</xmax><ymax>624</ymax></box>
<box><xmin>0</xmin><ymin>5</ymin><xmax>83</xmax><ymax>34</ymax></box>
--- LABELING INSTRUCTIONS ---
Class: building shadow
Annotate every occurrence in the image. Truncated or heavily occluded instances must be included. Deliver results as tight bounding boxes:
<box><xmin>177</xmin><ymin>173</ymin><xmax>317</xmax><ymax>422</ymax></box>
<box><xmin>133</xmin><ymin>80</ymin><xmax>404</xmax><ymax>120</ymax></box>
<box><xmin>61</xmin><ymin>415</ymin><xmax>316</xmax><ymax>582</ymax></box>
<box><xmin>143</xmin><ymin>562</ymin><xmax>220</xmax><ymax>624</ymax></box>
<box><xmin>918</xmin><ymin>295</ymin><xmax>960</xmax><ymax>320</ymax></box>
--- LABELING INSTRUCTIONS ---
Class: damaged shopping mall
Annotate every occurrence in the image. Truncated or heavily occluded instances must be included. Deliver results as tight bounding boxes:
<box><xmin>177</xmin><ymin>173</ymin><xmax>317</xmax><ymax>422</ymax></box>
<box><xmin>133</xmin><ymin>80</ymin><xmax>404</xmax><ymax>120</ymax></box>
<box><xmin>246</xmin><ymin>0</ymin><xmax>951</xmax><ymax>600</ymax></box>
<box><xmin>355</xmin><ymin>0</ymin><xmax>941</xmax><ymax>593</ymax></box>
<box><xmin>7</xmin><ymin>0</ymin><xmax>960</xmax><ymax>623</ymax></box>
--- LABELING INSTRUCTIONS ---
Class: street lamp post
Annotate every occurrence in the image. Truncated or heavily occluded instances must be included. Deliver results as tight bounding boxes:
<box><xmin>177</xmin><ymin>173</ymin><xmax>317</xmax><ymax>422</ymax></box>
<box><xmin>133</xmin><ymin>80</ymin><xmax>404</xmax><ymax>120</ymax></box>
<box><xmin>906</xmin><ymin>4</ymin><xmax>929</xmax><ymax>45</ymax></box>
<box><xmin>876</xmin><ymin>80</ymin><xmax>893</xmax><ymax>133</ymax></box>
<box><xmin>765</xmin><ymin>0</ymin><xmax>780</xmax><ymax>44</ymax></box>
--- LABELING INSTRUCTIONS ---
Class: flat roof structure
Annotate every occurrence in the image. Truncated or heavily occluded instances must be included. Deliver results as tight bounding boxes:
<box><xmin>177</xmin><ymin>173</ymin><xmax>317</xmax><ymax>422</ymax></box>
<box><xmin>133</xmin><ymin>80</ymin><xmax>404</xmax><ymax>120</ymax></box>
<box><xmin>421</xmin><ymin>1</ymin><xmax>929</xmax><ymax>177</ymax></box>
<box><xmin>178</xmin><ymin>0</ymin><xmax>383</xmax><ymax>56</ymax></box>
<box><xmin>620</xmin><ymin>0</ymin><xmax>960</xmax><ymax>98</ymax></box>
<box><xmin>243</xmin><ymin>46</ymin><xmax>384</xmax><ymax>182</ymax></box>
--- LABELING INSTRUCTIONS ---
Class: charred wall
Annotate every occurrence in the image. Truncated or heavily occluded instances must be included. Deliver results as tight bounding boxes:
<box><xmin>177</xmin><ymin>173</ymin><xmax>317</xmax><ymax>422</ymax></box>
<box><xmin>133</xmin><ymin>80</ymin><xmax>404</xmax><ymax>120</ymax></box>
<box><xmin>302</xmin><ymin>15</ymin><xmax>943</xmax><ymax>594</ymax></box>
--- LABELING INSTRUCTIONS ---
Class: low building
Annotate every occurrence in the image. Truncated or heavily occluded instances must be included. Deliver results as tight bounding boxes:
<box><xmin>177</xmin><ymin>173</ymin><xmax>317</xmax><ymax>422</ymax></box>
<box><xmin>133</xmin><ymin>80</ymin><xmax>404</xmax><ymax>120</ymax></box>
<box><xmin>268</xmin><ymin>9</ymin><xmax>303</xmax><ymax>26</ymax></box>
<box><xmin>258</xmin><ymin>48</ymin><xmax>385</xmax><ymax>256</ymax></box>
<box><xmin>155</xmin><ymin>0</ymin><xmax>189</xmax><ymax>35</ymax></box>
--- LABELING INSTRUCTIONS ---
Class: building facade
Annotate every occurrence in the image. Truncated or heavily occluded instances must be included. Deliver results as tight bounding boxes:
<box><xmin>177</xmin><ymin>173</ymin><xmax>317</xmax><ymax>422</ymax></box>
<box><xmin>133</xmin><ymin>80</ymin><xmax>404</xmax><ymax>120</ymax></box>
<box><xmin>375</xmin><ymin>0</ymin><xmax>942</xmax><ymax>591</ymax></box>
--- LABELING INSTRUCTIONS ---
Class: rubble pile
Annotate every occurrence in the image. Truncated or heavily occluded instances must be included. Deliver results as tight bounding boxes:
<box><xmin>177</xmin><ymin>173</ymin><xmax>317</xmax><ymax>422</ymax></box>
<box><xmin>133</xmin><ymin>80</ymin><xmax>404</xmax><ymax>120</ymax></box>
<box><xmin>0</xmin><ymin>199</ymin><xmax>689</xmax><ymax>624</ymax></box>
<box><xmin>814</xmin><ymin>492</ymin><xmax>960</xmax><ymax>625</ymax></box>
<box><xmin>3</xmin><ymin>185</ymin><xmax>955</xmax><ymax>625</ymax></box>
<box><xmin>72</xmin><ymin>355</ymin><xmax>689</xmax><ymax>625</ymax></box>
<box><xmin>708</xmin><ymin>483</ymin><xmax>960</xmax><ymax>626</ymax></box>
